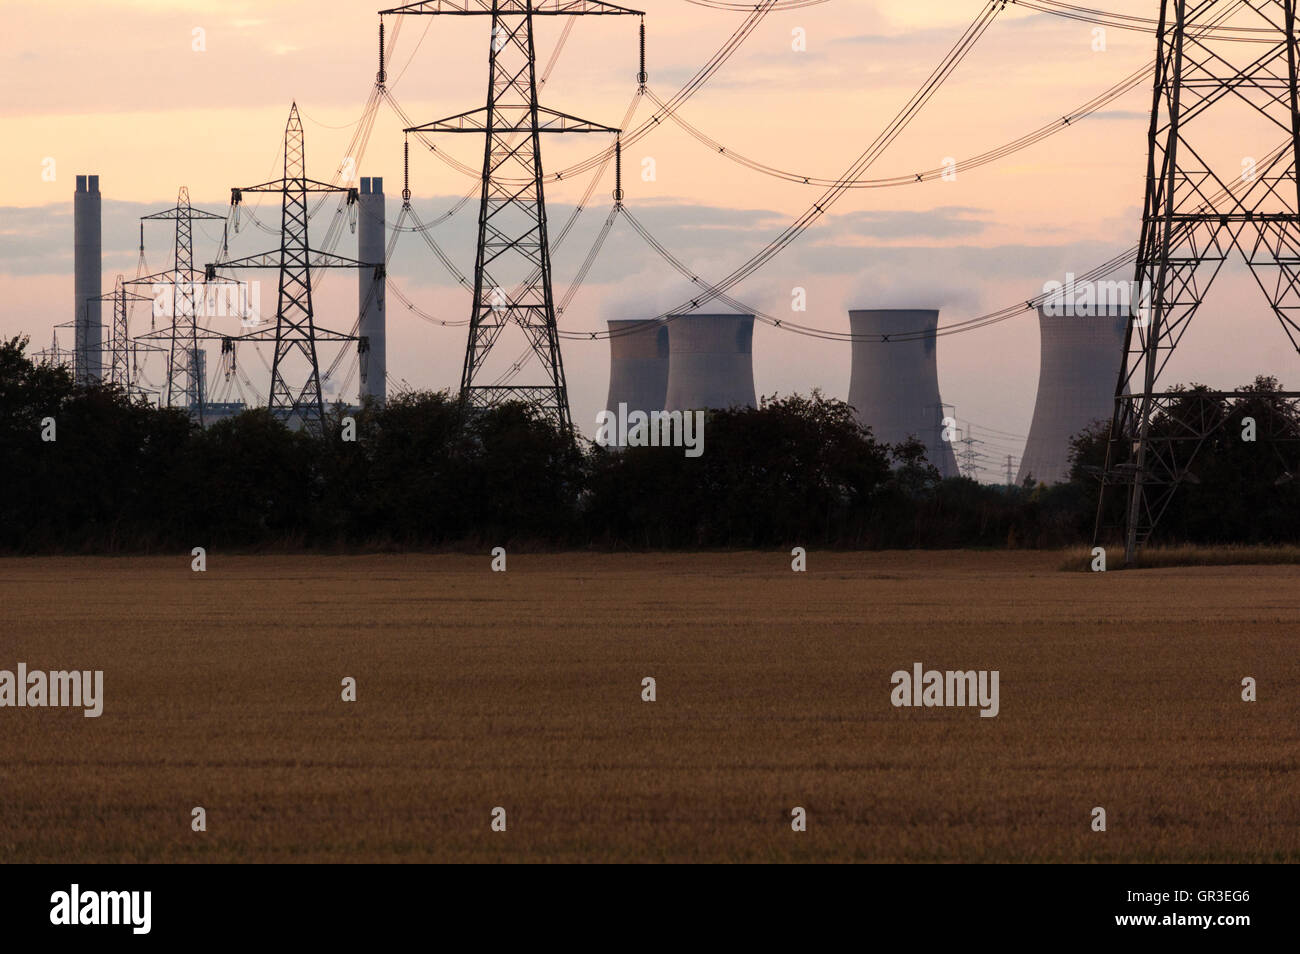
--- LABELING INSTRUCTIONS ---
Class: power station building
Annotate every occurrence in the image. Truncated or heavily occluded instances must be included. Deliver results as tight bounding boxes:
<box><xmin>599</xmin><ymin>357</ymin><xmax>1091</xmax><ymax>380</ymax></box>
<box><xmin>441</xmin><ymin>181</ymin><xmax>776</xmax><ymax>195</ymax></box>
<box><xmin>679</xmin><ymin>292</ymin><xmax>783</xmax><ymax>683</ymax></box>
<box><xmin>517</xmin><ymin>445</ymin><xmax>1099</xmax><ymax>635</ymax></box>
<box><xmin>605</xmin><ymin>318</ymin><xmax>669</xmax><ymax>416</ymax></box>
<box><xmin>847</xmin><ymin>308</ymin><xmax>959</xmax><ymax>477</ymax></box>
<box><xmin>74</xmin><ymin>174</ymin><xmax>102</xmax><ymax>385</ymax></box>
<box><xmin>358</xmin><ymin>176</ymin><xmax>386</xmax><ymax>405</ymax></box>
<box><xmin>663</xmin><ymin>313</ymin><xmax>757</xmax><ymax>411</ymax></box>
<box><xmin>1016</xmin><ymin>305</ymin><xmax>1128</xmax><ymax>486</ymax></box>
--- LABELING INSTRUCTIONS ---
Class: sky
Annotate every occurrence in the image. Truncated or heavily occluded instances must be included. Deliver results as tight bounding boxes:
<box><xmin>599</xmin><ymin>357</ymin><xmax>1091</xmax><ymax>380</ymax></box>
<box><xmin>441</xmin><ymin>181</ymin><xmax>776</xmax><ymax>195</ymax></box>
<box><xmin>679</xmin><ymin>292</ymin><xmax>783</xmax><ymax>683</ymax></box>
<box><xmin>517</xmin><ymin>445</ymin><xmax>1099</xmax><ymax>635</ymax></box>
<box><xmin>1</xmin><ymin>0</ymin><xmax>1295</xmax><ymax>477</ymax></box>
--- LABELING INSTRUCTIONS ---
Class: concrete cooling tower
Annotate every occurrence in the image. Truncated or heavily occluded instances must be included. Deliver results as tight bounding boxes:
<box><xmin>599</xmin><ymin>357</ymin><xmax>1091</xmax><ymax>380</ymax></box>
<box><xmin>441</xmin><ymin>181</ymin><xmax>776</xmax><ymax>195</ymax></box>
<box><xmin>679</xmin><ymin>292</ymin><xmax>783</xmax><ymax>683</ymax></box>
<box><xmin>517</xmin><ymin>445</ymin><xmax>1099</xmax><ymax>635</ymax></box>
<box><xmin>663</xmin><ymin>313</ymin><xmax>757</xmax><ymax>411</ymax></box>
<box><xmin>1016</xmin><ymin>307</ymin><xmax>1128</xmax><ymax>486</ymax></box>
<box><xmin>358</xmin><ymin>176</ymin><xmax>386</xmax><ymax>405</ymax></box>
<box><xmin>847</xmin><ymin>309</ymin><xmax>959</xmax><ymax>478</ymax></box>
<box><xmin>74</xmin><ymin>174</ymin><xmax>102</xmax><ymax>385</ymax></box>
<box><xmin>605</xmin><ymin>319</ymin><xmax>669</xmax><ymax>415</ymax></box>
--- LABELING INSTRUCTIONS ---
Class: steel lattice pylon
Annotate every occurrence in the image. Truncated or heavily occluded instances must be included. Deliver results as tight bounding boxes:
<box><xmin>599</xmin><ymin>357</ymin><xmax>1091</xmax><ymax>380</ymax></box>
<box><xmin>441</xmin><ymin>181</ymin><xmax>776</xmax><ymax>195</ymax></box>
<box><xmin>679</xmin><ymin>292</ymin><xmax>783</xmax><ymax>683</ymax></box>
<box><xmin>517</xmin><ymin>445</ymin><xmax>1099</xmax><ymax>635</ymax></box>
<box><xmin>208</xmin><ymin>103</ymin><xmax>373</xmax><ymax>436</ymax></box>
<box><xmin>382</xmin><ymin>0</ymin><xmax>644</xmax><ymax>431</ymax></box>
<box><xmin>93</xmin><ymin>275</ymin><xmax>151</xmax><ymax>392</ymax></box>
<box><xmin>133</xmin><ymin>187</ymin><xmax>226</xmax><ymax>425</ymax></box>
<box><xmin>1097</xmin><ymin>0</ymin><xmax>1300</xmax><ymax>563</ymax></box>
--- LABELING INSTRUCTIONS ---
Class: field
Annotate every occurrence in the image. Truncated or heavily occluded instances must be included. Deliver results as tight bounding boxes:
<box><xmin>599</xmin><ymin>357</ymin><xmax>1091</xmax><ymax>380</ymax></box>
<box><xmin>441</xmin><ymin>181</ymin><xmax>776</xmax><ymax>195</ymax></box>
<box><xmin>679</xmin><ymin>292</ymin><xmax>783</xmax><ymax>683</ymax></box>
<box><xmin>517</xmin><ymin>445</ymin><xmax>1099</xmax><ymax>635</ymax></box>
<box><xmin>1</xmin><ymin>550</ymin><xmax>1297</xmax><ymax>863</ymax></box>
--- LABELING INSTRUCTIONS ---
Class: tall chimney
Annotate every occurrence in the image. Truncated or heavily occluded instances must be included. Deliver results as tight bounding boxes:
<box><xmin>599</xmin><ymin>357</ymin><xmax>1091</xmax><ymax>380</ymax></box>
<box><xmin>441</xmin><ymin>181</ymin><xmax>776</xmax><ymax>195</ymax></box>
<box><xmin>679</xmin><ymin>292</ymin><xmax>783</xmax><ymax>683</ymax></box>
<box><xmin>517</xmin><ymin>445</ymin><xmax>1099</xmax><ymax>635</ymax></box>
<box><xmin>663</xmin><ymin>313</ymin><xmax>757</xmax><ymax>411</ymax></box>
<box><xmin>847</xmin><ymin>309</ymin><xmax>959</xmax><ymax>478</ymax></box>
<box><xmin>191</xmin><ymin>347</ymin><xmax>207</xmax><ymax>411</ymax></box>
<box><xmin>358</xmin><ymin>176</ymin><xmax>386</xmax><ymax>405</ymax></box>
<box><xmin>74</xmin><ymin>174</ymin><xmax>102</xmax><ymax>384</ymax></box>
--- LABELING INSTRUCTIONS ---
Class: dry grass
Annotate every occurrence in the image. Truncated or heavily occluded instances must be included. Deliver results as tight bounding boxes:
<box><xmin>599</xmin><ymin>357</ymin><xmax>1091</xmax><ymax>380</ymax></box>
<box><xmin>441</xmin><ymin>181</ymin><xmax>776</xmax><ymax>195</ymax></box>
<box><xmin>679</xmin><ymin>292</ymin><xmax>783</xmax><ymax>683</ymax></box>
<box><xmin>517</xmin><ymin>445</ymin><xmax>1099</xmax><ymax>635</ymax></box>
<box><xmin>1</xmin><ymin>550</ymin><xmax>1297</xmax><ymax>863</ymax></box>
<box><xmin>1060</xmin><ymin>543</ymin><xmax>1300</xmax><ymax>571</ymax></box>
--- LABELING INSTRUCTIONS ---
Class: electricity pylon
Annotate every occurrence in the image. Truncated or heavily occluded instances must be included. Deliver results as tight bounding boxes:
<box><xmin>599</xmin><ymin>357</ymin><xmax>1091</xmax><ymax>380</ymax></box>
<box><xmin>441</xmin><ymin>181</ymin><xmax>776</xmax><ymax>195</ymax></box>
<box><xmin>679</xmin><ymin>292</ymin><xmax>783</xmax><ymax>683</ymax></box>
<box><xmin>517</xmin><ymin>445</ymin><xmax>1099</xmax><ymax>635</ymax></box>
<box><xmin>208</xmin><ymin>103</ymin><xmax>373</xmax><ymax>436</ymax></box>
<box><xmin>1097</xmin><ymin>0</ymin><xmax>1300</xmax><ymax>564</ymax></box>
<box><xmin>134</xmin><ymin>187</ymin><xmax>226</xmax><ymax>425</ymax></box>
<box><xmin>382</xmin><ymin>0</ymin><xmax>645</xmax><ymax>431</ymax></box>
<box><xmin>92</xmin><ymin>276</ymin><xmax>151</xmax><ymax>391</ymax></box>
<box><xmin>955</xmin><ymin>430</ymin><xmax>985</xmax><ymax>480</ymax></box>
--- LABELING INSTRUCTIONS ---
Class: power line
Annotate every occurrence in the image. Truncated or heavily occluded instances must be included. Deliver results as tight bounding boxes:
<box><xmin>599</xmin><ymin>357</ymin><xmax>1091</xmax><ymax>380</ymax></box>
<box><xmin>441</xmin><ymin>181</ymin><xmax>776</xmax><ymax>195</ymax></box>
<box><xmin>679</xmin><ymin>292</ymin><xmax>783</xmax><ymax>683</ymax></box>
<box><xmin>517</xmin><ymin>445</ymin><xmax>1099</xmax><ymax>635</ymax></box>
<box><xmin>398</xmin><ymin>0</ymin><xmax>779</xmax><ymax>186</ymax></box>
<box><xmin>639</xmin><ymin>60</ymin><xmax>1152</xmax><ymax>189</ymax></box>
<box><xmin>1010</xmin><ymin>0</ymin><xmax>1274</xmax><ymax>41</ymax></box>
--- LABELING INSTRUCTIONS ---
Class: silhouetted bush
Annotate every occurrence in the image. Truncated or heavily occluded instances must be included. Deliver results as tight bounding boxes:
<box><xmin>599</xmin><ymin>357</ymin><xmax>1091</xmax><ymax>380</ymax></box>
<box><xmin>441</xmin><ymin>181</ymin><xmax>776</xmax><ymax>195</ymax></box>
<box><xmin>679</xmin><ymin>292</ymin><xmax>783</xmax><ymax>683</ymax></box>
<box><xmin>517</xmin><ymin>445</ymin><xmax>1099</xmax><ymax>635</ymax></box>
<box><xmin>3</xmin><ymin>336</ymin><xmax>1296</xmax><ymax>552</ymax></box>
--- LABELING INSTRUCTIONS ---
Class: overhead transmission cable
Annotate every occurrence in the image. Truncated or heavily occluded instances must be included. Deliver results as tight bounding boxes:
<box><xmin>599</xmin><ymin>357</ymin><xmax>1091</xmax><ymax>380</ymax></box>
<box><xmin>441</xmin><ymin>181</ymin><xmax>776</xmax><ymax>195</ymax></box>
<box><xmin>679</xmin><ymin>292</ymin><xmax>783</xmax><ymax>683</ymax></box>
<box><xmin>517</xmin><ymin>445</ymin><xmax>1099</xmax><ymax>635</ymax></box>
<box><xmin>602</xmin><ymin>131</ymin><xmax>1290</xmax><ymax>345</ymax></box>
<box><xmin>639</xmin><ymin>57</ymin><xmax>1154</xmax><ymax>188</ymax></box>
<box><xmin>1009</xmin><ymin>0</ymin><xmax>1275</xmax><ymax>41</ymax></box>
<box><xmin>685</xmin><ymin>0</ymin><xmax>828</xmax><ymax>9</ymax></box>
<box><xmin>551</xmin><ymin>0</ymin><xmax>1005</xmax><ymax>343</ymax></box>
<box><xmin>397</xmin><ymin>0</ymin><xmax>781</xmax><ymax>185</ymax></box>
<box><xmin>559</xmin><ymin>0</ymin><xmax>1254</xmax><ymax>344</ymax></box>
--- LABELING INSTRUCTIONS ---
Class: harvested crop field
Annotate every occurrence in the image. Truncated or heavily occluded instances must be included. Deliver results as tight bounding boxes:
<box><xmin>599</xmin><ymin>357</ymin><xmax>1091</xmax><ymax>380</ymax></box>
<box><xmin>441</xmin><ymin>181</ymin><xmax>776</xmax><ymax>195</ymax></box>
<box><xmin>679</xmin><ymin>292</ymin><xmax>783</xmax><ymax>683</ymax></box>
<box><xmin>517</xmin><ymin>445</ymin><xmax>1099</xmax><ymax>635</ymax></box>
<box><xmin>1</xmin><ymin>550</ymin><xmax>1297</xmax><ymax>863</ymax></box>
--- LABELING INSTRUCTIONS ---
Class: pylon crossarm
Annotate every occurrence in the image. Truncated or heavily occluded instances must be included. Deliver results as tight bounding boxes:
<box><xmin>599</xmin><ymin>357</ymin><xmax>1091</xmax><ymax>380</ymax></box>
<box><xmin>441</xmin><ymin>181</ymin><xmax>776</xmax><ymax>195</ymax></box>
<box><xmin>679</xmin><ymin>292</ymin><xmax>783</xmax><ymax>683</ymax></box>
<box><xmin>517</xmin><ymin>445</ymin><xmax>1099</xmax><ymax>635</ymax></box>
<box><xmin>406</xmin><ymin>106</ymin><xmax>622</xmax><ymax>134</ymax></box>
<box><xmin>123</xmin><ymin>268</ymin><xmax>234</xmax><ymax>287</ymax></box>
<box><xmin>92</xmin><ymin>289</ymin><xmax>152</xmax><ymax>304</ymax></box>
<box><xmin>207</xmin><ymin>251</ymin><xmax>380</xmax><ymax>271</ymax></box>
<box><xmin>381</xmin><ymin>0</ymin><xmax>642</xmax><ymax>16</ymax></box>
<box><xmin>1127</xmin><ymin>389</ymin><xmax>1300</xmax><ymax>400</ymax></box>
<box><xmin>141</xmin><ymin>208</ymin><xmax>226</xmax><ymax>222</ymax></box>
<box><xmin>234</xmin><ymin>178</ymin><xmax>357</xmax><ymax>195</ymax></box>
<box><xmin>224</xmin><ymin>326</ymin><xmax>358</xmax><ymax>343</ymax></box>
<box><xmin>134</xmin><ymin>326</ymin><xmax>195</xmax><ymax>342</ymax></box>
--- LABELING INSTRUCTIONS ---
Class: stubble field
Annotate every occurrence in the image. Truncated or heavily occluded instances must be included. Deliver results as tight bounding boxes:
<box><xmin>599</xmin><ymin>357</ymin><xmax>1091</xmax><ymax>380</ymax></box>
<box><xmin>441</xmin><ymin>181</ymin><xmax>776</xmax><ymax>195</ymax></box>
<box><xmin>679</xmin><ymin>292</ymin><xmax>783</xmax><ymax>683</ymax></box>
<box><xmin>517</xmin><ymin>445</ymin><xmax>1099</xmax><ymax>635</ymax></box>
<box><xmin>1</xmin><ymin>550</ymin><xmax>1297</xmax><ymax>863</ymax></box>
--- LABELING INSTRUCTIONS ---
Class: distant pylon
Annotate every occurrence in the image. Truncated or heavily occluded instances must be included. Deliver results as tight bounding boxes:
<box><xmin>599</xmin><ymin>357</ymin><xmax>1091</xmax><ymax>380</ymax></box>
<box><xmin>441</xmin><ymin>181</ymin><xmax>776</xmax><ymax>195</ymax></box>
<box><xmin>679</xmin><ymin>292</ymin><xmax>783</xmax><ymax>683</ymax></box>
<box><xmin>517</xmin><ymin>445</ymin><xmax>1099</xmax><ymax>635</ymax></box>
<box><xmin>138</xmin><ymin>187</ymin><xmax>226</xmax><ymax>425</ymax></box>
<box><xmin>1098</xmin><ymin>0</ymin><xmax>1300</xmax><ymax>564</ymax></box>
<box><xmin>136</xmin><ymin>222</ymin><xmax>147</xmax><ymax>279</ymax></box>
<box><xmin>955</xmin><ymin>428</ymin><xmax>984</xmax><ymax>480</ymax></box>
<box><xmin>93</xmin><ymin>276</ymin><xmax>151</xmax><ymax>391</ymax></box>
<box><xmin>385</xmin><ymin>0</ymin><xmax>645</xmax><ymax>431</ymax></box>
<box><xmin>209</xmin><ymin>103</ymin><xmax>374</xmax><ymax>435</ymax></box>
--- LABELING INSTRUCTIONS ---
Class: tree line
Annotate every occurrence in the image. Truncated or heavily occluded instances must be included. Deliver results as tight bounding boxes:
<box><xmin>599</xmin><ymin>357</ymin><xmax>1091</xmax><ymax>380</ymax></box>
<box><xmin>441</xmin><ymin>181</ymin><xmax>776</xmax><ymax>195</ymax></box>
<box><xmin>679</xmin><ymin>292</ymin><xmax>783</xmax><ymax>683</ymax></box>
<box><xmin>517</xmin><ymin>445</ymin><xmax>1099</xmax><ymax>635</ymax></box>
<box><xmin>3</xmin><ymin>336</ymin><xmax>1297</xmax><ymax>552</ymax></box>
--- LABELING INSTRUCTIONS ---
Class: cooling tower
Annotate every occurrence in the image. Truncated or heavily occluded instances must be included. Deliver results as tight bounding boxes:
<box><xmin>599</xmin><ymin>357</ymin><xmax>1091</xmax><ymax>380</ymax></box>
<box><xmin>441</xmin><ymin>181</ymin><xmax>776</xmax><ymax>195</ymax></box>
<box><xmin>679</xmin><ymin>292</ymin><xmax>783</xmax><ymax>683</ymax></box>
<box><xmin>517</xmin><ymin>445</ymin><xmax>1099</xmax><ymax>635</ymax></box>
<box><xmin>74</xmin><ymin>174</ymin><xmax>102</xmax><ymax>385</ymax></box>
<box><xmin>663</xmin><ymin>313</ymin><xmax>757</xmax><ymax>411</ymax></box>
<box><xmin>605</xmin><ymin>319</ymin><xmax>669</xmax><ymax>416</ymax></box>
<box><xmin>1016</xmin><ymin>307</ymin><xmax>1128</xmax><ymax>486</ymax></box>
<box><xmin>358</xmin><ymin>176</ymin><xmax>387</xmax><ymax>405</ymax></box>
<box><xmin>847</xmin><ymin>309</ymin><xmax>959</xmax><ymax>477</ymax></box>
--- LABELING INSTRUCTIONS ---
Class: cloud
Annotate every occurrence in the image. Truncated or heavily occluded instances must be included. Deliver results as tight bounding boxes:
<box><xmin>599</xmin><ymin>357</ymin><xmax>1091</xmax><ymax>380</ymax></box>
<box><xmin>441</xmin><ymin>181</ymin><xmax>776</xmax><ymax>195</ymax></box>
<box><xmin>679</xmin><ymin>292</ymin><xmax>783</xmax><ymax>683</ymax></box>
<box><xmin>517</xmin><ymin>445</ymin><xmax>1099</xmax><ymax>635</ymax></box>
<box><xmin>826</xmin><ymin>206</ymin><xmax>992</xmax><ymax>242</ymax></box>
<box><xmin>844</xmin><ymin>257</ymin><xmax>984</xmax><ymax>313</ymax></box>
<box><xmin>1090</xmin><ymin>110</ymin><xmax>1148</xmax><ymax>121</ymax></box>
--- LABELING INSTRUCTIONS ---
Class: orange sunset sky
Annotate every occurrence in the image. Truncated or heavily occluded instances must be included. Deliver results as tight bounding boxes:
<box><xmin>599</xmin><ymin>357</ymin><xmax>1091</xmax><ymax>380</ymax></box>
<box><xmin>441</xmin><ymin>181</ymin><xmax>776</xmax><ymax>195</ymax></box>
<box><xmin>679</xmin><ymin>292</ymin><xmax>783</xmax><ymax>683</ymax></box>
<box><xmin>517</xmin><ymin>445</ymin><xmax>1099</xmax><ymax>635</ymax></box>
<box><xmin>2</xmin><ymin>0</ymin><xmax>1295</xmax><ymax>473</ymax></box>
